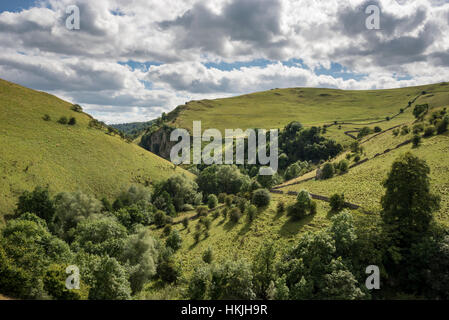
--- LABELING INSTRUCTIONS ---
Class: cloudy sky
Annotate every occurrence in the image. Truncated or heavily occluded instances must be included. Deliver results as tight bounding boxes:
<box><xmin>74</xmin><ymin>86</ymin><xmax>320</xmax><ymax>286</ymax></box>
<box><xmin>0</xmin><ymin>0</ymin><xmax>448</xmax><ymax>124</ymax></box>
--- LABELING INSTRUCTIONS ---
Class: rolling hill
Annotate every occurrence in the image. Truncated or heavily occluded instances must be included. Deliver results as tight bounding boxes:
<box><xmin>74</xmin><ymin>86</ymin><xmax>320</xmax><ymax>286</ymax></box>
<box><xmin>166</xmin><ymin>82</ymin><xmax>449</xmax><ymax>143</ymax></box>
<box><xmin>0</xmin><ymin>79</ymin><xmax>192</xmax><ymax>221</ymax></box>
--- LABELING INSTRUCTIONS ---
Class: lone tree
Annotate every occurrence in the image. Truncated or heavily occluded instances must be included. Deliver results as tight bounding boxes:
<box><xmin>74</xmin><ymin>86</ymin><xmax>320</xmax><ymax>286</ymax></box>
<box><xmin>381</xmin><ymin>152</ymin><xmax>440</xmax><ymax>245</ymax></box>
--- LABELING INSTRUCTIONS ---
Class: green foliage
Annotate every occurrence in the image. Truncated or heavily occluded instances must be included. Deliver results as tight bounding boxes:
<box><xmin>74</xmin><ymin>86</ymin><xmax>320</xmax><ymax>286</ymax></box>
<box><xmin>68</xmin><ymin>117</ymin><xmax>77</xmax><ymax>125</ymax></box>
<box><xmin>207</xmin><ymin>194</ymin><xmax>218</xmax><ymax>209</ymax></box>
<box><xmin>52</xmin><ymin>191</ymin><xmax>103</xmax><ymax>242</ymax></box>
<box><xmin>88</xmin><ymin>256</ymin><xmax>131</xmax><ymax>300</ymax></box>
<box><xmin>182</xmin><ymin>217</ymin><xmax>189</xmax><ymax>229</ymax></box>
<box><xmin>71</xmin><ymin>104</ymin><xmax>83</xmax><ymax>112</ymax></box>
<box><xmin>401</xmin><ymin>125</ymin><xmax>410</xmax><ymax>135</ymax></box>
<box><xmin>247</xmin><ymin>204</ymin><xmax>257</xmax><ymax>222</ymax></box>
<box><xmin>277</xmin><ymin>201</ymin><xmax>285</xmax><ymax>214</ymax></box>
<box><xmin>252</xmin><ymin>189</ymin><xmax>271</xmax><ymax>208</ymax></box>
<box><xmin>16</xmin><ymin>186</ymin><xmax>55</xmax><ymax>223</ymax></box>
<box><xmin>374</xmin><ymin>126</ymin><xmax>382</xmax><ymax>133</ymax></box>
<box><xmin>113</xmin><ymin>185</ymin><xmax>152</xmax><ymax>211</ymax></box>
<box><xmin>0</xmin><ymin>219</ymin><xmax>72</xmax><ymax>299</ymax></box>
<box><xmin>436</xmin><ymin>116</ymin><xmax>449</xmax><ymax>134</ymax></box>
<box><xmin>43</xmin><ymin>114</ymin><xmax>51</xmax><ymax>121</ymax></box>
<box><xmin>357</xmin><ymin>127</ymin><xmax>372</xmax><ymax>139</ymax></box>
<box><xmin>252</xmin><ymin>241</ymin><xmax>277</xmax><ymax>299</ymax></box>
<box><xmin>330</xmin><ymin>193</ymin><xmax>346</xmax><ymax>212</ymax></box>
<box><xmin>197</xmin><ymin>165</ymin><xmax>250</xmax><ymax>196</ymax></box>
<box><xmin>111</xmin><ymin>205</ymin><xmax>152</xmax><ymax>231</ymax></box>
<box><xmin>229</xmin><ymin>208</ymin><xmax>242</xmax><ymax>223</ymax></box>
<box><xmin>412</xmin><ymin>134</ymin><xmax>422</xmax><ymax>148</ymax></box>
<box><xmin>157</xmin><ymin>248</ymin><xmax>181</xmax><ymax>284</ymax></box>
<box><xmin>424</xmin><ymin>125</ymin><xmax>436</xmax><ymax>137</ymax></box>
<box><xmin>72</xmin><ymin>215</ymin><xmax>128</xmax><ymax>258</ymax></box>
<box><xmin>381</xmin><ymin>153</ymin><xmax>440</xmax><ymax>244</ymax></box>
<box><xmin>153</xmin><ymin>210</ymin><xmax>167</xmax><ymax>228</ymax></box>
<box><xmin>288</xmin><ymin>190</ymin><xmax>316</xmax><ymax>220</ymax></box>
<box><xmin>202</xmin><ymin>247</ymin><xmax>214</xmax><ymax>264</ymax></box>
<box><xmin>119</xmin><ymin>228</ymin><xmax>159</xmax><ymax>294</ymax></box>
<box><xmin>57</xmin><ymin>116</ymin><xmax>68</xmax><ymax>124</ymax></box>
<box><xmin>321</xmin><ymin>163</ymin><xmax>335</xmax><ymax>180</ymax></box>
<box><xmin>413</xmin><ymin>104</ymin><xmax>429</xmax><ymax>118</ymax></box>
<box><xmin>338</xmin><ymin>160</ymin><xmax>349</xmax><ymax>174</ymax></box>
<box><xmin>166</xmin><ymin>230</ymin><xmax>182</xmax><ymax>252</ymax></box>
<box><xmin>188</xmin><ymin>259</ymin><xmax>256</xmax><ymax>300</ymax></box>
<box><xmin>43</xmin><ymin>264</ymin><xmax>89</xmax><ymax>300</ymax></box>
<box><xmin>155</xmin><ymin>174</ymin><xmax>199</xmax><ymax>212</ymax></box>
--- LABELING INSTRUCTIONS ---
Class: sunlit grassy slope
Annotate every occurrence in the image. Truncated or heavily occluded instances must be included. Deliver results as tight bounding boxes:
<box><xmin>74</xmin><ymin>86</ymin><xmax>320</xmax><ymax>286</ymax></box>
<box><xmin>0</xmin><ymin>79</ymin><xmax>192</xmax><ymax>220</ymax></box>
<box><xmin>170</xmin><ymin>83</ymin><xmax>449</xmax><ymax>142</ymax></box>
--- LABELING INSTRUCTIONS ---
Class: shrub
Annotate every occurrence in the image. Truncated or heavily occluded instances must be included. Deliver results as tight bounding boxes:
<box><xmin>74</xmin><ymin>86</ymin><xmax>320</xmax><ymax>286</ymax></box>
<box><xmin>353</xmin><ymin>155</ymin><xmax>361</xmax><ymax>162</ymax></box>
<box><xmin>225</xmin><ymin>195</ymin><xmax>233</xmax><ymax>208</ymax></box>
<box><xmin>338</xmin><ymin>160</ymin><xmax>349</xmax><ymax>174</ymax></box>
<box><xmin>413</xmin><ymin>104</ymin><xmax>428</xmax><ymax>118</ymax></box>
<box><xmin>218</xmin><ymin>193</ymin><xmax>227</xmax><ymax>203</ymax></box>
<box><xmin>288</xmin><ymin>190</ymin><xmax>314</xmax><ymax>220</ymax></box>
<box><xmin>423</xmin><ymin>126</ymin><xmax>436</xmax><ymax>137</ymax></box>
<box><xmin>230</xmin><ymin>208</ymin><xmax>242</xmax><ymax>223</ymax></box>
<box><xmin>207</xmin><ymin>194</ymin><xmax>218</xmax><ymax>209</ymax></box>
<box><xmin>154</xmin><ymin>210</ymin><xmax>167</xmax><ymax>228</ymax></box>
<box><xmin>392</xmin><ymin>129</ymin><xmax>400</xmax><ymax>137</ymax></box>
<box><xmin>401</xmin><ymin>126</ymin><xmax>410</xmax><ymax>135</ymax></box>
<box><xmin>247</xmin><ymin>205</ymin><xmax>257</xmax><ymax>222</ymax></box>
<box><xmin>221</xmin><ymin>207</ymin><xmax>228</xmax><ymax>219</ymax></box>
<box><xmin>413</xmin><ymin>124</ymin><xmax>424</xmax><ymax>134</ymax></box>
<box><xmin>321</xmin><ymin>163</ymin><xmax>335</xmax><ymax>180</ymax></box>
<box><xmin>71</xmin><ymin>104</ymin><xmax>83</xmax><ymax>112</ymax></box>
<box><xmin>436</xmin><ymin>116</ymin><xmax>449</xmax><ymax>134</ymax></box>
<box><xmin>202</xmin><ymin>247</ymin><xmax>214</xmax><ymax>264</ymax></box>
<box><xmin>357</xmin><ymin>127</ymin><xmax>372</xmax><ymax>138</ymax></box>
<box><xmin>238</xmin><ymin>198</ymin><xmax>248</xmax><ymax>213</ymax></box>
<box><xmin>181</xmin><ymin>204</ymin><xmax>194</xmax><ymax>212</ymax></box>
<box><xmin>68</xmin><ymin>117</ymin><xmax>76</xmax><ymax>125</ymax></box>
<box><xmin>163</xmin><ymin>225</ymin><xmax>172</xmax><ymax>237</ymax></box>
<box><xmin>166</xmin><ymin>230</ymin><xmax>182</xmax><ymax>251</ymax></box>
<box><xmin>182</xmin><ymin>217</ymin><xmax>189</xmax><ymax>229</ymax></box>
<box><xmin>252</xmin><ymin>189</ymin><xmax>271</xmax><ymax>208</ymax></box>
<box><xmin>57</xmin><ymin>116</ymin><xmax>68</xmax><ymax>125</ymax></box>
<box><xmin>194</xmin><ymin>231</ymin><xmax>201</xmax><ymax>244</ymax></box>
<box><xmin>43</xmin><ymin>114</ymin><xmax>51</xmax><ymax>121</ymax></box>
<box><xmin>277</xmin><ymin>201</ymin><xmax>285</xmax><ymax>214</ymax></box>
<box><xmin>330</xmin><ymin>193</ymin><xmax>346</xmax><ymax>212</ymax></box>
<box><xmin>196</xmin><ymin>206</ymin><xmax>209</xmax><ymax>217</ymax></box>
<box><xmin>374</xmin><ymin>126</ymin><xmax>382</xmax><ymax>133</ymax></box>
<box><xmin>412</xmin><ymin>134</ymin><xmax>422</xmax><ymax>148</ymax></box>
<box><xmin>16</xmin><ymin>186</ymin><xmax>55</xmax><ymax>223</ymax></box>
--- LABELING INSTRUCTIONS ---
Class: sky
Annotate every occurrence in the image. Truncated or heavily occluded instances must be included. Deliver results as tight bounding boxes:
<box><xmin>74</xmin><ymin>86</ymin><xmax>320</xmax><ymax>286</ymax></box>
<box><xmin>0</xmin><ymin>0</ymin><xmax>448</xmax><ymax>124</ymax></box>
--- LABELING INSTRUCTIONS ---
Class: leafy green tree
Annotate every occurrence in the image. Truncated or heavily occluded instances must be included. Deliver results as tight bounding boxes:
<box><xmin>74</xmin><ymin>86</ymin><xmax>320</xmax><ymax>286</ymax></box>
<box><xmin>157</xmin><ymin>248</ymin><xmax>181</xmax><ymax>284</ymax></box>
<box><xmin>208</xmin><ymin>260</ymin><xmax>256</xmax><ymax>300</ymax></box>
<box><xmin>252</xmin><ymin>241</ymin><xmax>277</xmax><ymax>299</ymax></box>
<box><xmin>321</xmin><ymin>163</ymin><xmax>335</xmax><ymax>180</ymax></box>
<box><xmin>252</xmin><ymin>189</ymin><xmax>271</xmax><ymax>208</ymax></box>
<box><xmin>381</xmin><ymin>152</ymin><xmax>440</xmax><ymax>245</ymax></box>
<box><xmin>436</xmin><ymin>116</ymin><xmax>449</xmax><ymax>134</ymax></box>
<box><xmin>153</xmin><ymin>210</ymin><xmax>167</xmax><ymax>228</ymax></box>
<box><xmin>202</xmin><ymin>247</ymin><xmax>214</xmax><ymax>264</ymax></box>
<box><xmin>166</xmin><ymin>230</ymin><xmax>182</xmax><ymax>251</ymax></box>
<box><xmin>329</xmin><ymin>210</ymin><xmax>357</xmax><ymax>258</ymax></box>
<box><xmin>72</xmin><ymin>215</ymin><xmax>128</xmax><ymax>258</ymax></box>
<box><xmin>229</xmin><ymin>208</ymin><xmax>242</xmax><ymax>223</ymax></box>
<box><xmin>112</xmin><ymin>205</ymin><xmax>152</xmax><ymax>231</ymax></box>
<box><xmin>412</xmin><ymin>134</ymin><xmax>422</xmax><ymax>148</ymax></box>
<box><xmin>68</xmin><ymin>117</ymin><xmax>77</xmax><ymax>125</ymax></box>
<box><xmin>330</xmin><ymin>193</ymin><xmax>345</xmax><ymax>212</ymax></box>
<box><xmin>0</xmin><ymin>219</ymin><xmax>72</xmax><ymax>299</ymax></box>
<box><xmin>197</xmin><ymin>165</ymin><xmax>250</xmax><ymax>196</ymax></box>
<box><xmin>58</xmin><ymin>116</ymin><xmax>68</xmax><ymax>124</ymax></box>
<box><xmin>207</xmin><ymin>194</ymin><xmax>218</xmax><ymax>209</ymax></box>
<box><xmin>287</xmin><ymin>190</ymin><xmax>316</xmax><ymax>220</ymax></box>
<box><xmin>247</xmin><ymin>204</ymin><xmax>257</xmax><ymax>222</ymax></box>
<box><xmin>52</xmin><ymin>191</ymin><xmax>103</xmax><ymax>242</ymax></box>
<box><xmin>16</xmin><ymin>186</ymin><xmax>55</xmax><ymax>223</ymax></box>
<box><xmin>155</xmin><ymin>174</ymin><xmax>199</xmax><ymax>211</ymax></box>
<box><xmin>119</xmin><ymin>228</ymin><xmax>159</xmax><ymax>294</ymax></box>
<box><xmin>89</xmin><ymin>256</ymin><xmax>131</xmax><ymax>300</ymax></box>
<box><xmin>43</xmin><ymin>264</ymin><xmax>89</xmax><ymax>300</ymax></box>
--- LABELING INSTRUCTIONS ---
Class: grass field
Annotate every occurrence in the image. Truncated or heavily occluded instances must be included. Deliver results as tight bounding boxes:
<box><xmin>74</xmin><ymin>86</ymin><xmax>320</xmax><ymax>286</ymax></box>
<box><xmin>169</xmin><ymin>83</ymin><xmax>449</xmax><ymax>141</ymax></box>
<box><xmin>0</xmin><ymin>79</ymin><xmax>193</xmax><ymax>220</ymax></box>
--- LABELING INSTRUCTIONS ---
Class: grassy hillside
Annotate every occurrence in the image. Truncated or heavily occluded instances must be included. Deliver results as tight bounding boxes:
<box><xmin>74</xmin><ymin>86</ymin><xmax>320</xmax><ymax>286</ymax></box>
<box><xmin>0</xmin><ymin>79</ymin><xmax>192</xmax><ymax>220</ymax></box>
<box><xmin>168</xmin><ymin>83</ymin><xmax>449</xmax><ymax>141</ymax></box>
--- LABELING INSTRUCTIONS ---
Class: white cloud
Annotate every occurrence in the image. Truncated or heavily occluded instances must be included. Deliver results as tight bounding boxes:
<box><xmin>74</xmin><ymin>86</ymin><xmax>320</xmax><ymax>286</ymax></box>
<box><xmin>0</xmin><ymin>0</ymin><xmax>448</xmax><ymax>123</ymax></box>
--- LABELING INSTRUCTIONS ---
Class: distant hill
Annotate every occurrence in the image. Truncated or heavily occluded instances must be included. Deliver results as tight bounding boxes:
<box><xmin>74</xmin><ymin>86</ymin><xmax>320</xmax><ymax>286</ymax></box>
<box><xmin>110</xmin><ymin>120</ymin><xmax>157</xmax><ymax>139</ymax></box>
<box><xmin>165</xmin><ymin>83</ymin><xmax>449</xmax><ymax>139</ymax></box>
<box><xmin>0</xmin><ymin>79</ymin><xmax>192</xmax><ymax>221</ymax></box>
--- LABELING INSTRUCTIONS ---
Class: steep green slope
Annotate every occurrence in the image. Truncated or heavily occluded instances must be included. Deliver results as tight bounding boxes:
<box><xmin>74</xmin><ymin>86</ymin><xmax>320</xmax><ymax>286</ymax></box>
<box><xmin>169</xmin><ymin>83</ymin><xmax>449</xmax><ymax>140</ymax></box>
<box><xmin>0</xmin><ymin>79</ymin><xmax>191</xmax><ymax>220</ymax></box>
